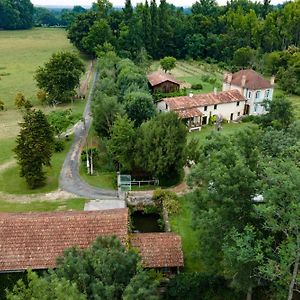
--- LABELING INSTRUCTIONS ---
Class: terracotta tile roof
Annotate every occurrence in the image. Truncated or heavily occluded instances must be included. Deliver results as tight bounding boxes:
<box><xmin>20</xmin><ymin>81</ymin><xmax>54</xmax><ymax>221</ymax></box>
<box><xmin>0</xmin><ymin>209</ymin><xmax>128</xmax><ymax>272</ymax></box>
<box><xmin>163</xmin><ymin>89</ymin><xmax>245</xmax><ymax>111</ymax></box>
<box><xmin>224</xmin><ymin>69</ymin><xmax>273</xmax><ymax>90</ymax></box>
<box><xmin>131</xmin><ymin>233</ymin><xmax>184</xmax><ymax>268</ymax></box>
<box><xmin>147</xmin><ymin>71</ymin><xmax>180</xmax><ymax>87</ymax></box>
<box><xmin>177</xmin><ymin>107</ymin><xmax>202</xmax><ymax>119</ymax></box>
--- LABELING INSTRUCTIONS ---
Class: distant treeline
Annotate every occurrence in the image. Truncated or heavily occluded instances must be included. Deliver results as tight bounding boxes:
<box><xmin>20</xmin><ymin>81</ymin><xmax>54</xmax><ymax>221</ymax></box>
<box><xmin>65</xmin><ymin>0</ymin><xmax>299</xmax><ymax>94</ymax></box>
<box><xmin>0</xmin><ymin>0</ymin><xmax>87</xmax><ymax>29</ymax></box>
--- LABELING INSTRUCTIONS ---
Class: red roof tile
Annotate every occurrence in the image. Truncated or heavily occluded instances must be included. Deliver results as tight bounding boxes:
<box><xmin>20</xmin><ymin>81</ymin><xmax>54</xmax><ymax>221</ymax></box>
<box><xmin>177</xmin><ymin>108</ymin><xmax>202</xmax><ymax>119</ymax></box>
<box><xmin>147</xmin><ymin>71</ymin><xmax>180</xmax><ymax>87</ymax></box>
<box><xmin>0</xmin><ymin>209</ymin><xmax>128</xmax><ymax>272</ymax></box>
<box><xmin>224</xmin><ymin>69</ymin><xmax>273</xmax><ymax>90</ymax></box>
<box><xmin>163</xmin><ymin>89</ymin><xmax>245</xmax><ymax>111</ymax></box>
<box><xmin>131</xmin><ymin>233</ymin><xmax>184</xmax><ymax>268</ymax></box>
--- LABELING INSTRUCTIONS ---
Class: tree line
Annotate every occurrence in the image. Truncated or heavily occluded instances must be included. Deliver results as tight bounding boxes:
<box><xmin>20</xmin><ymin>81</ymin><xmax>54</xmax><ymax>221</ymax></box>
<box><xmin>67</xmin><ymin>0</ymin><xmax>299</xmax><ymax>92</ymax></box>
<box><xmin>92</xmin><ymin>51</ymin><xmax>188</xmax><ymax>182</ymax></box>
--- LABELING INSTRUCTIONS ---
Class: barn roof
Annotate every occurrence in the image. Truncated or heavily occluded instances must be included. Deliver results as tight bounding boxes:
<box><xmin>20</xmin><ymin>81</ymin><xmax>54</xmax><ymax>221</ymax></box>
<box><xmin>224</xmin><ymin>69</ymin><xmax>273</xmax><ymax>90</ymax></box>
<box><xmin>131</xmin><ymin>233</ymin><xmax>184</xmax><ymax>268</ymax></box>
<box><xmin>0</xmin><ymin>210</ymin><xmax>184</xmax><ymax>272</ymax></box>
<box><xmin>0</xmin><ymin>209</ymin><xmax>128</xmax><ymax>272</ymax></box>
<box><xmin>162</xmin><ymin>89</ymin><xmax>245</xmax><ymax>111</ymax></box>
<box><xmin>147</xmin><ymin>71</ymin><xmax>180</xmax><ymax>87</ymax></box>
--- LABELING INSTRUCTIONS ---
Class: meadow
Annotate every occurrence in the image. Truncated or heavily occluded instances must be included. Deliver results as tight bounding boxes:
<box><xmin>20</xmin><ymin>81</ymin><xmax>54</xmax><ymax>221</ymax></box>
<box><xmin>0</xmin><ymin>28</ymin><xmax>77</xmax><ymax>108</ymax></box>
<box><xmin>0</xmin><ymin>28</ymin><xmax>87</xmax><ymax>165</ymax></box>
<box><xmin>0</xmin><ymin>28</ymin><xmax>90</xmax><ymax>199</ymax></box>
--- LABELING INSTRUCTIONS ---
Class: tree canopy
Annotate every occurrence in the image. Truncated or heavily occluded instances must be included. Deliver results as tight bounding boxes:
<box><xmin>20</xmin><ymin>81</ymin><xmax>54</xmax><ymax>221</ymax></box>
<box><xmin>35</xmin><ymin>51</ymin><xmax>85</xmax><ymax>104</ymax></box>
<box><xmin>14</xmin><ymin>108</ymin><xmax>54</xmax><ymax>188</ymax></box>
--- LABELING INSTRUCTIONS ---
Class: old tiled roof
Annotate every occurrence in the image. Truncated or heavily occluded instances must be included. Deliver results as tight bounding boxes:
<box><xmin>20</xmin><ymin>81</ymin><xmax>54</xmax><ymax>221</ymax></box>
<box><xmin>163</xmin><ymin>89</ymin><xmax>245</xmax><ymax>111</ymax></box>
<box><xmin>131</xmin><ymin>233</ymin><xmax>184</xmax><ymax>268</ymax></box>
<box><xmin>224</xmin><ymin>69</ymin><xmax>273</xmax><ymax>90</ymax></box>
<box><xmin>177</xmin><ymin>107</ymin><xmax>202</xmax><ymax>119</ymax></box>
<box><xmin>0</xmin><ymin>209</ymin><xmax>128</xmax><ymax>272</ymax></box>
<box><xmin>147</xmin><ymin>71</ymin><xmax>180</xmax><ymax>87</ymax></box>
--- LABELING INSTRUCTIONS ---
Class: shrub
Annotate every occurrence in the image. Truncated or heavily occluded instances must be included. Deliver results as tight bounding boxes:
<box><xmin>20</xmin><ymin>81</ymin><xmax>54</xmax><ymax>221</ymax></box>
<box><xmin>152</xmin><ymin>189</ymin><xmax>180</xmax><ymax>215</ymax></box>
<box><xmin>201</xmin><ymin>74</ymin><xmax>210</xmax><ymax>82</ymax></box>
<box><xmin>241</xmin><ymin>115</ymin><xmax>260</xmax><ymax>123</ymax></box>
<box><xmin>0</xmin><ymin>99</ymin><xmax>4</xmax><ymax>111</ymax></box>
<box><xmin>191</xmin><ymin>83</ymin><xmax>203</xmax><ymax>90</ymax></box>
<box><xmin>54</xmin><ymin>139</ymin><xmax>65</xmax><ymax>152</ymax></box>
<box><xmin>164</xmin><ymin>272</ymin><xmax>240</xmax><ymax>300</ymax></box>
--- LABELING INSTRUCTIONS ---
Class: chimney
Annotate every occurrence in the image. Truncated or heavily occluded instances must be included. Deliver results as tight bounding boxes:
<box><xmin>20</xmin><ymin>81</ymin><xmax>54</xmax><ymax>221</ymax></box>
<box><xmin>214</xmin><ymin>87</ymin><xmax>217</xmax><ymax>95</ymax></box>
<box><xmin>227</xmin><ymin>73</ymin><xmax>232</xmax><ymax>84</ymax></box>
<box><xmin>270</xmin><ymin>76</ymin><xmax>275</xmax><ymax>85</ymax></box>
<box><xmin>241</xmin><ymin>75</ymin><xmax>246</xmax><ymax>87</ymax></box>
<box><xmin>189</xmin><ymin>92</ymin><xmax>193</xmax><ymax>98</ymax></box>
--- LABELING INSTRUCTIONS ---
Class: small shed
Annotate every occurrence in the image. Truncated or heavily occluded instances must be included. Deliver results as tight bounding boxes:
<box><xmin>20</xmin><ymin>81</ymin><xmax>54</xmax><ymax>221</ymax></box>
<box><xmin>147</xmin><ymin>71</ymin><xmax>180</xmax><ymax>94</ymax></box>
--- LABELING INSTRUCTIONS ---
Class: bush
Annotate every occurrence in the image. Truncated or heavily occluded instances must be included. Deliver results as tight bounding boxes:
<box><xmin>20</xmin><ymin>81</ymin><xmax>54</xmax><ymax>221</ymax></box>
<box><xmin>54</xmin><ymin>139</ymin><xmax>65</xmax><ymax>152</ymax></box>
<box><xmin>164</xmin><ymin>272</ymin><xmax>240</xmax><ymax>300</ymax></box>
<box><xmin>241</xmin><ymin>115</ymin><xmax>261</xmax><ymax>123</ymax></box>
<box><xmin>191</xmin><ymin>83</ymin><xmax>203</xmax><ymax>90</ymax></box>
<box><xmin>152</xmin><ymin>189</ymin><xmax>180</xmax><ymax>215</ymax></box>
<box><xmin>153</xmin><ymin>89</ymin><xmax>187</xmax><ymax>102</ymax></box>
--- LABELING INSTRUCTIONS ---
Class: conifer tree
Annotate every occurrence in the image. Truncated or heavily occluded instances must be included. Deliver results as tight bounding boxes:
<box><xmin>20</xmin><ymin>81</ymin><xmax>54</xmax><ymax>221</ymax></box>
<box><xmin>14</xmin><ymin>108</ymin><xmax>54</xmax><ymax>188</ymax></box>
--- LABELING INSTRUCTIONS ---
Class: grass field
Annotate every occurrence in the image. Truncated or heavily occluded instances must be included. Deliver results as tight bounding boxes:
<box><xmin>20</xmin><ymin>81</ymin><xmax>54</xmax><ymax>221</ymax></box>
<box><xmin>0</xmin><ymin>28</ymin><xmax>77</xmax><ymax>108</ymax></box>
<box><xmin>0</xmin><ymin>138</ymin><xmax>73</xmax><ymax>194</ymax></box>
<box><xmin>0</xmin><ymin>28</ymin><xmax>88</xmax><ymax>167</ymax></box>
<box><xmin>0</xmin><ymin>198</ymin><xmax>86</xmax><ymax>212</ymax></box>
<box><xmin>169</xmin><ymin>194</ymin><xmax>203</xmax><ymax>272</ymax></box>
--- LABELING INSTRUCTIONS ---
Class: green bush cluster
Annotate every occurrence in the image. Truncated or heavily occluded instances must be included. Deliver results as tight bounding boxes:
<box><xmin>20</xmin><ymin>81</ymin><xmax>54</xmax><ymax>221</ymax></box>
<box><xmin>191</xmin><ymin>83</ymin><xmax>203</xmax><ymax>90</ymax></box>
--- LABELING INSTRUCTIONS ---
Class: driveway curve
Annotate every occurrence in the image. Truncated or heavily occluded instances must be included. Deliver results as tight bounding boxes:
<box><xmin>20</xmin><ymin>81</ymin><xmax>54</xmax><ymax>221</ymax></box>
<box><xmin>59</xmin><ymin>69</ymin><xmax>120</xmax><ymax>201</ymax></box>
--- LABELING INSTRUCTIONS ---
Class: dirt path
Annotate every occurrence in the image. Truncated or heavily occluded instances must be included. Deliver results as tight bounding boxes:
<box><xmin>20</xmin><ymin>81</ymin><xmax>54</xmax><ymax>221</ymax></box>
<box><xmin>0</xmin><ymin>160</ymin><xmax>16</xmax><ymax>172</ymax></box>
<box><xmin>0</xmin><ymin>189</ymin><xmax>79</xmax><ymax>203</ymax></box>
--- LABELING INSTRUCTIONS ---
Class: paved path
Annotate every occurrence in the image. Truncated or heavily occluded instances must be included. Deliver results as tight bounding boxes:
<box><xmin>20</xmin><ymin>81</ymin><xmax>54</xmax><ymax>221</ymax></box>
<box><xmin>59</xmin><ymin>68</ymin><xmax>124</xmax><ymax>209</ymax></box>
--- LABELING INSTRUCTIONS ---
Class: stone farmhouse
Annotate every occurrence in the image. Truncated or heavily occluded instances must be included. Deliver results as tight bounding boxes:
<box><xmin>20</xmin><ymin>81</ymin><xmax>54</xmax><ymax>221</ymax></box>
<box><xmin>147</xmin><ymin>71</ymin><xmax>180</xmax><ymax>93</ymax></box>
<box><xmin>223</xmin><ymin>69</ymin><xmax>275</xmax><ymax>115</ymax></box>
<box><xmin>0</xmin><ymin>209</ymin><xmax>183</xmax><ymax>274</ymax></box>
<box><xmin>157</xmin><ymin>90</ymin><xmax>246</xmax><ymax>130</ymax></box>
<box><xmin>153</xmin><ymin>69</ymin><xmax>274</xmax><ymax>130</ymax></box>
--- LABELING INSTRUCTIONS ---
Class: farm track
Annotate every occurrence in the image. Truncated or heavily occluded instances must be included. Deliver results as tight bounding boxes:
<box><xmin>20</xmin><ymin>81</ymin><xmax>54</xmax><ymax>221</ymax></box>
<box><xmin>59</xmin><ymin>67</ymin><xmax>123</xmax><ymax>205</ymax></box>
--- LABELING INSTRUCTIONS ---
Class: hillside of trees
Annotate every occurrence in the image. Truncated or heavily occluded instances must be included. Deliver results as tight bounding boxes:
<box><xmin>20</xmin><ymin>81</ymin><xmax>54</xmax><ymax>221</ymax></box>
<box><xmin>66</xmin><ymin>0</ymin><xmax>299</xmax><ymax>94</ymax></box>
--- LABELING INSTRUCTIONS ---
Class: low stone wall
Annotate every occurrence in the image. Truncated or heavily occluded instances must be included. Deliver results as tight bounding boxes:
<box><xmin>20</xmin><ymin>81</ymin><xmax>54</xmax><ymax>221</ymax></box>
<box><xmin>126</xmin><ymin>191</ymin><xmax>154</xmax><ymax>206</ymax></box>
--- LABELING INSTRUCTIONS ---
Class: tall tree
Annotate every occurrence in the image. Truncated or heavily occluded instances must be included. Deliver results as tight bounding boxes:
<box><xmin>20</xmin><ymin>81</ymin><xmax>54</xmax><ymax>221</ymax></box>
<box><xmin>136</xmin><ymin>112</ymin><xmax>187</xmax><ymax>179</ymax></box>
<box><xmin>149</xmin><ymin>0</ymin><xmax>159</xmax><ymax>58</ymax></box>
<box><xmin>14</xmin><ymin>108</ymin><xmax>54</xmax><ymax>188</ymax></box>
<box><xmin>55</xmin><ymin>236</ymin><xmax>157</xmax><ymax>300</ymax></box>
<box><xmin>35</xmin><ymin>51</ymin><xmax>85</xmax><ymax>104</ymax></box>
<box><xmin>108</xmin><ymin>115</ymin><xmax>136</xmax><ymax>171</ymax></box>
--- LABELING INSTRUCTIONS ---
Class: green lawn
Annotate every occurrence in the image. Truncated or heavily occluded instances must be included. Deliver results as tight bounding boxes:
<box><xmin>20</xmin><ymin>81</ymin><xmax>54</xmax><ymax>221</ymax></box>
<box><xmin>0</xmin><ymin>138</ymin><xmax>16</xmax><ymax>164</ymax></box>
<box><xmin>0</xmin><ymin>28</ymin><xmax>88</xmax><ymax>167</ymax></box>
<box><xmin>188</xmin><ymin>122</ymin><xmax>257</xmax><ymax>144</ymax></box>
<box><xmin>0</xmin><ymin>138</ymin><xmax>73</xmax><ymax>194</ymax></box>
<box><xmin>0</xmin><ymin>28</ymin><xmax>77</xmax><ymax>108</ymax></box>
<box><xmin>169</xmin><ymin>194</ymin><xmax>203</xmax><ymax>272</ymax></box>
<box><xmin>0</xmin><ymin>198</ymin><xmax>86</xmax><ymax>212</ymax></box>
<box><xmin>80</xmin><ymin>166</ymin><xmax>117</xmax><ymax>190</ymax></box>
